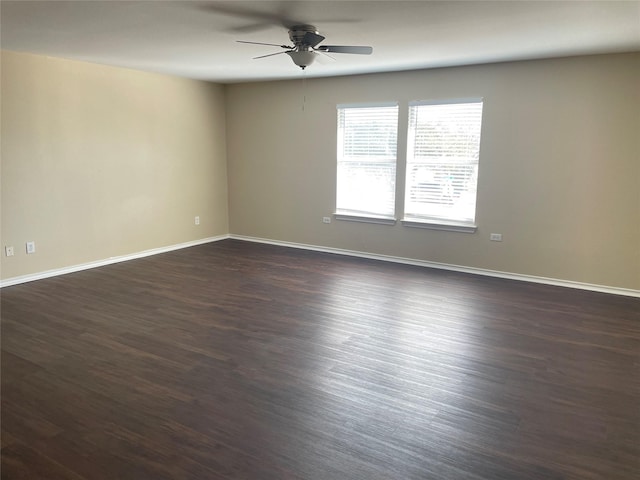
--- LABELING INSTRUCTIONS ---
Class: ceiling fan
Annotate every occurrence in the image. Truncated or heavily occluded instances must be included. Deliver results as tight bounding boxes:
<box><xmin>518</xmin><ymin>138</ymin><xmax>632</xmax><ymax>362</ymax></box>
<box><xmin>238</xmin><ymin>24</ymin><xmax>373</xmax><ymax>69</ymax></box>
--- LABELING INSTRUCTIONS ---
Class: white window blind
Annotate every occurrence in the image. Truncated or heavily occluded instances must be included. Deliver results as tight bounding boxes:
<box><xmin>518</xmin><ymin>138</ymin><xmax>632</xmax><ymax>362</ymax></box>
<box><xmin>336</xmin><ymin>104</ymin><xmax>399</xmax><ymax>218</ymax></box>
<box><xmin>404</xmin><ymin>100</ymin><xmax>483</xmax><ymax>225</ymax></box>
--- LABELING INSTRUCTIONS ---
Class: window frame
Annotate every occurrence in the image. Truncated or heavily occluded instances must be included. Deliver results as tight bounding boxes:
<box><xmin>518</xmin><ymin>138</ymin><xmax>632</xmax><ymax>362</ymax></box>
<box><xmin>335</xmin><ymin>102</ymin><xmax>400</xmax><ymax>224</ymax></box>
<box><xmin>401</xmin><ymin>98</ymin><xmax>484</xmax><ymax>232</ymax></box>
<box><xmin>333</xmin><ymin>98</ymin><xmax>483</xmax><ymax>233</ymax></box>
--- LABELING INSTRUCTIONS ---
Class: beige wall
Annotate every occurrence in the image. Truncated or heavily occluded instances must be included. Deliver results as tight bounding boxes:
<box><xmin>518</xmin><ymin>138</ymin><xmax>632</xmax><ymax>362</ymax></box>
<box><xmin>226</xmin><ymin>53</ymin><xmax>640</xmax><ymax>290</ymax></box>
<box><xmin>2</xmin><ymin>51</ymin><xmax>638</xmax><ymax>290</ymax></box>
<box><xmin>1</xmin><ymin>51</ymin><xmax>228</xmax><ymax>280</ymax></box>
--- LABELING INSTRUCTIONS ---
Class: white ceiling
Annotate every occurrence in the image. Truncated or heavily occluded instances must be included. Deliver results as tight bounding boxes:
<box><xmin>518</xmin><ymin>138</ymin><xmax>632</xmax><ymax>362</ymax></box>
<box><xmin>2</xmin><ymin>0</ymin><xmax>639</xmax><ymax>83</ymax></box>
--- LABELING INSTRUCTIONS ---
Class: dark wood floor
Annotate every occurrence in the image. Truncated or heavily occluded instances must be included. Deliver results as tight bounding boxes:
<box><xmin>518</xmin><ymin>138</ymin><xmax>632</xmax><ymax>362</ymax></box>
<box><xmin>1</xmin><ymin>239</ymin><xmax>639</xmax><ymax>480</ymax></box>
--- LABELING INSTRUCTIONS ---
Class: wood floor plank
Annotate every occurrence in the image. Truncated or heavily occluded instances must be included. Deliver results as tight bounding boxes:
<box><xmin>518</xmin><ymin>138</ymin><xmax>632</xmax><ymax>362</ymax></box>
<box><xmin>1</xmin><ymin>239</ymin><xmax>639</xmax><ymax>479</ymax></box>
<box><xmin>1</xmin><ymin>443</ymin><xmax>85</xmax><ymax>480</ymax></box>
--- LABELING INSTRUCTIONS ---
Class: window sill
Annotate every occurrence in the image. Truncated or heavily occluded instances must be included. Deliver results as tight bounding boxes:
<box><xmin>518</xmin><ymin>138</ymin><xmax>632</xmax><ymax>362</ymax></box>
<box><xmin>334</xmin><ymin>213</ymin><xmax>397</xmax><ymax>225</ymax></box>
<box><xmin>401</xmin><ymin>218</ymin><xmax>477</xmax><ymax>233</ymax></box>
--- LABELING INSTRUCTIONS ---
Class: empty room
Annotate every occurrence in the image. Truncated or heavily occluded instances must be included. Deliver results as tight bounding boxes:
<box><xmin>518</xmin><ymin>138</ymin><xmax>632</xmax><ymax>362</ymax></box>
<box><xmin>1</xmin><ymin>1</ymin><xmax>639</xmax><ymax>479</ymax></box>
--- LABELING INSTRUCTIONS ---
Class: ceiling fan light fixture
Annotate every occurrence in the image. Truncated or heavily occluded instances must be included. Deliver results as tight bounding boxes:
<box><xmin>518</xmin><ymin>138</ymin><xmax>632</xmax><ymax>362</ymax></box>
<box><xmin>286</xmin><ymin>50</ymin><xmax>317</xmax><ymax>69</ymax></box>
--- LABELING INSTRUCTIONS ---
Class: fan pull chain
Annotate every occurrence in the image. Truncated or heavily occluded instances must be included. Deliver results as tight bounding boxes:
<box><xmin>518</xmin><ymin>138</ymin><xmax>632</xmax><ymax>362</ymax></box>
<box><xmin>302</xmin><ymin>71</ymin><xmax>307</xmax><ymax>112</ymax></box>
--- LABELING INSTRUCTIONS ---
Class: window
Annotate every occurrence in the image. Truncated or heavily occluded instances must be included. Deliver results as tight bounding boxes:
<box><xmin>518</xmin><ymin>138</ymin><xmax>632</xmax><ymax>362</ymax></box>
<box><xmin>336</xmin><ymin>103</ymin><xmax>399</xmax><ymax>220</ymax></box>
<box><xmin>404</xmin><ymin>100</ymin><xmax>483</xmax><ymax>227</ymax></box>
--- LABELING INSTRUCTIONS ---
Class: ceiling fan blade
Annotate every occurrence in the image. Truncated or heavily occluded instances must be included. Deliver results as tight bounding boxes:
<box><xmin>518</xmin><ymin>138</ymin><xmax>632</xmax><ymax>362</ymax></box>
<box><xmin>302</xmin><ymin>31</ymin><xmax>325</xmax><ymax>48</ymax></box>
<box><xmin>197</xmin><ymin>2</ymin><xmax>301</xmax><ymax>31</ymax></box>
<box><xmin>316</xmin><ymin>45</ymin><xmax>373</xmax><ymax>55</ymax></box>
<box><xmin>315</xmin><ymin>51</ymin><xmax>337</xmax><ymax>64</ymax></box>
<box><xmin>196</xmin><ymin>3</ymin><xmax>360</xmax><ymax>32</ymax></box>
<box><xmin>232</xmin><ymin>23</ymin><xmax>278</xmax><ymax>34</ymax></box>
<box><xmin>237</xmin><ymin>40</ymin><xmax>292</xmax><ymax>49</ymax></box>
<box><xmin>253</xmin><ymin>51</ymin><xmax>289</xmax><ymax>60</ymax></box>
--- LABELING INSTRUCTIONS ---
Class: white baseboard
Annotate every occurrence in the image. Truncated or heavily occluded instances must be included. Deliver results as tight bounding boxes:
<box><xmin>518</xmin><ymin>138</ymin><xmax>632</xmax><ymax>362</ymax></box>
<box><xmin>230</xmin><ymin>234</ymin><xmax>640</xmax><ymax>298</ymax></box>
<box><xmin>0</xmin><ymin>235</ymin><xmax>230</xmax><ymax>288</ymax></box>
<box><xmin>3</xmin><ymin>233</ymin><xmax>638</xmax><ymax>298</ymax></box>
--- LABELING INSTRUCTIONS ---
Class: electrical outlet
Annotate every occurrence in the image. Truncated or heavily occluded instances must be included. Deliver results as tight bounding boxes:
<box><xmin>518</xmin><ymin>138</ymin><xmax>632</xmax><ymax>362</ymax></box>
<box><xmin>322</xmin><ymin>217</ymin><xmax>331</xmax><ymax>224</ymax></box>
<box><xmin>5</xmin><ymin>246</ymin><xmax>14</xmax><ymax>257</ymax></box>
<box><xmin>490</xmin><ymin>233</ymin><xmax>503</xmax><ymax>242</ymax></box>
<box><xmin>26</xmin><ymin>241</ymin><xmax>36</xmax><ymax>254</ymax></box>
<box><xmin>195</xmin><ymin>216</ymin><xmax>200</xmax><ymax>225</ymax></box>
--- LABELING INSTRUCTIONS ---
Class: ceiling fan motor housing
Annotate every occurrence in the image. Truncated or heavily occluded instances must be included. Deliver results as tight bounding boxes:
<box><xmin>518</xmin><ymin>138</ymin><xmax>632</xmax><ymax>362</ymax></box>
<box><xmin>288</xmin><ymin>25</ymin><xmax>319</xmax><ymax>50</ymax></box>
